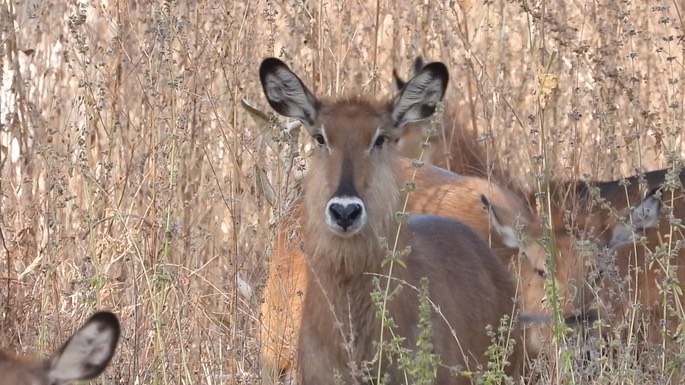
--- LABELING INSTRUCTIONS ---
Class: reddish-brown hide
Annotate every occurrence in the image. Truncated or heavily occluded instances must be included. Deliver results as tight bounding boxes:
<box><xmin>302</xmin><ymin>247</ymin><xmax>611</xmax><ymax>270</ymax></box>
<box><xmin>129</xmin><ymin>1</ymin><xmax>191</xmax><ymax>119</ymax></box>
<box><xmin>596</xmin><ymin>212</ymin><xmax>685</xmax><ymax>348</ymax></box>
<box><xmin>536</xmin><ymin>167</ymin><xmax>685</xmax><ymax>248</ymax></box>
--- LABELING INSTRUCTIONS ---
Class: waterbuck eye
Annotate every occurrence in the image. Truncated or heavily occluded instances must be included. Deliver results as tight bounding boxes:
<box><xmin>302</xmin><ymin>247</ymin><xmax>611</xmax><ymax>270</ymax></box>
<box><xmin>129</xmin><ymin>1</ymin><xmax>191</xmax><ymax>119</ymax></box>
<box><xmin>534</xmin><ymin>268</ymin><xmax>548</xmax><ymax>278</ymax></box>
<box><xmin>374</xmin><ymin>134</ymin><xmax>386</xmax><ymax>148</ymax></box>
<box><xmin>313</xmin><ymin>134</ymin><xmax>326</xmax><ymax>145</ymax></box>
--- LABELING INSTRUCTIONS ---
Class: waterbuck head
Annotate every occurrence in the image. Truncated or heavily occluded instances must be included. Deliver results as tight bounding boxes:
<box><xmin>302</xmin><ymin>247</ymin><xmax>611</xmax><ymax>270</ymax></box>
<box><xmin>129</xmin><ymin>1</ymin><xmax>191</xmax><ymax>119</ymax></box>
<box><xmin>259</xmin><ymin>58</ymin><xmax>448</xmax><ymax>271</ymax></box>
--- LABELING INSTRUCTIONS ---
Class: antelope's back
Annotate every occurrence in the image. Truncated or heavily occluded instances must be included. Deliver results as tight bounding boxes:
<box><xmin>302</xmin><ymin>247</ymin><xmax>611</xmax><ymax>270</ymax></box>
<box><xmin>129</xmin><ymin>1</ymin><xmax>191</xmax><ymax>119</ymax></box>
<box><xmin>387</xmin><ymin>213</ymin><xmax>522</xmax><ymax>381</ymax></box>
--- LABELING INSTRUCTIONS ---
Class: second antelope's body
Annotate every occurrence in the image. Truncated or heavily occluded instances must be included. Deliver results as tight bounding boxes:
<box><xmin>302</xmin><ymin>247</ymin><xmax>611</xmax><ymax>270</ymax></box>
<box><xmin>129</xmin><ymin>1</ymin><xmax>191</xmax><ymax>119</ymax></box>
<box><xmin>259</xmin><ymin>58</ymin><xmax>523</xmax><ymax>384</ymax></box>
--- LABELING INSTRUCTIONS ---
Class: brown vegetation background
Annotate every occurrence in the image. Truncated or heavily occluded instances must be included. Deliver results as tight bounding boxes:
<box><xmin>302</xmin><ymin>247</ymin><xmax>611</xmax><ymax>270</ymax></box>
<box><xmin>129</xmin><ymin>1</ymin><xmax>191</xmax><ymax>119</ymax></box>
<box><xmin>1</xmin><ymin>0</ymin><xmax>683</xmax><ymax>383</ymax></box>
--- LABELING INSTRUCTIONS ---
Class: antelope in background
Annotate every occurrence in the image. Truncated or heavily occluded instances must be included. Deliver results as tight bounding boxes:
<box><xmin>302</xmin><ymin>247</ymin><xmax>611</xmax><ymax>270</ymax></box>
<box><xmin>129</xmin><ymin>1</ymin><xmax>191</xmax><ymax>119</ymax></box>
<box><xmin>254</xmin><ymin>60</ymin><xmax>585</xmax><ymax>384</ymax></box>
<box><xmin>583</xmin><ymin>193</ymin><xmax>684</xmax><ymax>346</ymax></box>
<box><xmin>258</xmin><ymin>158</ymin><xmax>587</xmax><ymax>383</ymax></box>
<box><xmin>601</xmin><ymin>218</ymin><xmax>685</xmax><ymax>346</ymax></box>
<box><xmin>394</xmin><ymin>56</ymin><xmax>685</xmax><ymax>252</ymax></box>
<box><xmin>0</xmin><ymin>311</ymin><xmax>121</xmax><ymax>385</ymax></box>
<box><xmin>259</xmin><ymin>56</ymin><xmax>524</xmax><ymax>384</ymax></box>
<box><xmin>550</xmin><ymin>191</ymin><xmax>685</xmax><ymax>381</ymax></box>
<box><xmin>532</xmin><ymin>168</ymin><xmax>684</xmax><ymax>250</ymax></box>
<box><xmin>254</xmin><ymin>56</ymin><xmax>685</xmax><ymax>384</ymax></box>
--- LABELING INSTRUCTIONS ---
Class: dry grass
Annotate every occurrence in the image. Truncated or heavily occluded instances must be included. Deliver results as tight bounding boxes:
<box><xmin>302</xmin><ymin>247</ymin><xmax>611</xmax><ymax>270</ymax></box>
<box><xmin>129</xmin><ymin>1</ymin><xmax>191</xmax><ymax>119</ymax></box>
<box><xmin>1</xmin><ymin>0</ymin><xmax>684</xmax><ymax>384</ymax></box>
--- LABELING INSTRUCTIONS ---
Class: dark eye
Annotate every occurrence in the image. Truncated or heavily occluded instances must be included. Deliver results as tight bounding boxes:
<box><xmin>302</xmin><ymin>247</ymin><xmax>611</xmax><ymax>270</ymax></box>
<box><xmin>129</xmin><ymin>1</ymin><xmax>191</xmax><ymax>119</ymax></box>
<box><xmin>374</xmin><ymin>134</ymin><xmax>386</xmax><ymax>148</ymax></box>
<box><xmin>313</xmin><ymin>134</ymin><xmax>325</xmax><ymax>145</ymax></box>
<box><xmin>534</xmin><ymin>268</ymin><xmax>548</xmax><ymax>278</ymax></box>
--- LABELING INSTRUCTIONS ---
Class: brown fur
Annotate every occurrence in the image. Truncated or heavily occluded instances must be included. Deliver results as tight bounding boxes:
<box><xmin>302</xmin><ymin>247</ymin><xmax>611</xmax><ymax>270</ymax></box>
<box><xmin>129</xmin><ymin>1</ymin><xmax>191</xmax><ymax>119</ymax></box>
<box><xmin>258</xmin><ymin>68</ymin><xmax>547</xmax><ymax>383</ymax></box>
<box><xmin>300</xmin><ymin>214</ymin><xmax>519</xmax><ymax>384</ymax></box>
<box><xmin>259</xmin><ymin>58</ymin><xmax>529</xmax><ymax>383</ymax></box>
<box><xmin>527</xmin><ymin>168</ymin><xmax>685</xmax><ymax>330</ymax></box>
<box><xmin>526</xmin><ymin>177</ymin><xmax>685</xmax><ymax>379</ymax></box>
<box><xmin>572</xmin><ymin>221</ymin><xmax>685</xmax><ymax>381</ymax></box>
<box><xmin>259</xmin><ymin>200</ymin><xmax>307</xmax><ymax>384</ymax></box>
<box><xmin>259</xmin><ymin>59</ymin><xmax>523</xmax><ymax>385</ymax></box>
<box><xmin>397</xmin><ymin>108</ymin><xmax>501</xmax><ymax>178</ymax></box>
<box><xmin>597</xmin><ymin>221</ymin><xmax>685</xmax><ymax>347</ymax></box>
<box><xmin>406</xmin><ymin>162</ymin><xmax>585</xmax><ymax>358</ymax></box>
<box><xmin>535</xmin><ymin>167</ymin><xmax>685</xmax><ymax>248</ymax></box>
<box><xmin>0</xmin><ymin>351</ymin><xmax>51</xmax><ymax>385</ymax></box>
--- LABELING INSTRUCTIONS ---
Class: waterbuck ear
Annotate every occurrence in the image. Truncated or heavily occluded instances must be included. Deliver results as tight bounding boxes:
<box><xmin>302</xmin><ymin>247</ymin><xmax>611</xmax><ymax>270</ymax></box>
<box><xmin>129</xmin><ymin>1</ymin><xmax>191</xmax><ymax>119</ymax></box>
<box><xmin>47</xmin><ymin>311</ymin><xmax>121</xmax><ymax>382</ymax></box>
<box><xmin>411</xmin><ymin>56</ymin><xmax>426</xmax><ymax>75</ymax></box>
<box><xmin>390</xmin><ymin>61</ymin><xmax>448</xmax><ymax>128</ymax></box>
<box><xmin>259</xmin><ymin>58</ymin><xmax>320</xmax><ymax>127</ymax></box>
<box><xmin>240</xmin><ymin>97</ymin><xmax>303</xmax><ymax>153</ymax></box>
<box><xmin>632</xmin><ymin>190</ymin><xmax>662</xmax><ymax>229</ymax></box>
<box><xmin>481</xmin><ymin>194</ymin><xmax>521</xmax><ymax>249</ymax></box>
<box><xmin>609</xmin><ymin>192</ymin><xmax>661</xmax><ymax>248</ymax></box>
<box><xmin>392</xmin><ymin>69</ymin><xmax>407</xmax><ymax>92</ymax></box>
<box><xmin>392</xmin><ymin>56</ymin><xmax>427</xmax><ymax>92</ymax></box>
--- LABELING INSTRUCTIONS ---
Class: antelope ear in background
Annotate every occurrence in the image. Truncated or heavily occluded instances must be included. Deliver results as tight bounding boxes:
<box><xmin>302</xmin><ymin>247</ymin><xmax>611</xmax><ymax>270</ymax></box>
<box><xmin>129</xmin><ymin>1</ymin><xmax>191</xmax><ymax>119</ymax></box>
<box><xmin>481</xmin><ymin>194</ymin><xmax>523</xmax><ymax>250</ymax></box>
<box><xmin>392</xmin><ymin>55</ymin><xmax>427</xmax><ymax>91</ymax></box>
<box><xmin>608</xmin><ymin>192</ymin><xmax>662</xmax><ymax>248</ymax></box>
<box><xmin>390</xmin><ymin>61</ymin><xmax>449</xmax><ymax>129</ymax></box>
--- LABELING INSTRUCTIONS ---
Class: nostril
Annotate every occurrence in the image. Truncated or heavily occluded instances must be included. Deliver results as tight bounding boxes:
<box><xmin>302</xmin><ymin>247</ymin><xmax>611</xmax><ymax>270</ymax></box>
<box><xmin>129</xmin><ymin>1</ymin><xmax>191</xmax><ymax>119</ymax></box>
<box><xmin>348</xmin><ymin>204</ymin><xmax>362</xmax><ymax>221</ymax></box>
<box><xmin>329</xmin><ymin>203</ymin><xmax>344</xmax><ymax>221</ymax></box>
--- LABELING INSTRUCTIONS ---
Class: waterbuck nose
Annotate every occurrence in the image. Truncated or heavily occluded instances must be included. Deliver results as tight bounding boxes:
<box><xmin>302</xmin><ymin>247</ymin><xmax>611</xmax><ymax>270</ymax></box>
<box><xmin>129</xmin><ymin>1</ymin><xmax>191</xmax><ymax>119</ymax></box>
<box><xmin>328</xmin><ymin>202</ymin><xmax>363</xmax><ymax>231</ymax></box>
